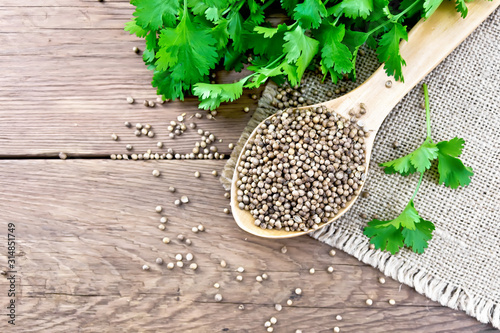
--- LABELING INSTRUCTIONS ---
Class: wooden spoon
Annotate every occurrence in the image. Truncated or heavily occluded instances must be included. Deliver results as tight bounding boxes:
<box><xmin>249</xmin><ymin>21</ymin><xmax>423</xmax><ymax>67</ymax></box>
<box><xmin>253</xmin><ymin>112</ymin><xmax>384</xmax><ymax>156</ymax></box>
<box><xmin>231</xmin><ymin>0</ymin><xmax>499</xmax><ymax>239</ymax></box>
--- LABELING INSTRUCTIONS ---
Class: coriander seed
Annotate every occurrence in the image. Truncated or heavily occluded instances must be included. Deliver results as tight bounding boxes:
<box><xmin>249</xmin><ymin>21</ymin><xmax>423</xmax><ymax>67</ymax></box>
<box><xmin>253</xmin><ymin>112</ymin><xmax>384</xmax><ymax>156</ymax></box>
<box><xmin>155</xmin><ymin>205</ymin><xmax>162</xmax><ymax>213</ymax></box>
<box><xmin>236</xmin><ymin>275</ymin><xmax>243</xmax><ymax>281</ymax></box>
<box><xmin>157</xmin><ymin>141</ymin><xmax>163</xmax><ymax>148</ymax></box>
<box><xmin>185</xmin><ymin>239</ymin><xmax>192</xmax><ymax>245</ymax></box>
<box><xmin>194</xmin><ymin>171</ymin><xmax>200</xmax><ymax>178</ymax></box>
<box><xmin>160</xmin><ymin>217</ymin><xmax>168</xmax><ymax>224</ymax></box>
<box><xmin>267</xmin><ymin>327</ymin><xmax>273</xmax><ymax>332</ymax></box>
<box><xmin>191</xmin><ymin>226</ymin><xmax>198</xmax><ymax>233</ymax></box>
<box><xmin>176</xmin><ymin>261</ymin><xmax>183</xmax><ymax>268</ymax></box>
<box><xmin>155</xmin><ymin>258</ymin><xmax>163</xmax><ymax>265</ymax></box>
<box><xmin>309</xmin><ymin>268</ymin><xmax>315</xmax><ymax>274</ymax></box>
<box><xmin>158</xmin><ymin>224</ymin><xmax>165</xmax><ymax>230</ymax></box>
<box><xmin>389</xmin><ymin>299</ymin><xmax>396</xmax><ymax>305</ymax></box>
<box><xmin>336</xmin><ymin>315</ymin><xmax>342</xmax><ymax>321</ymax></box>
<box><xmin>223</xmin><ymin>208</ymin><xmax>230</xmax><ymax>214</ymax></box>
<box><xmin>329</xmin><ymin>249</ymin><xmax>336</xmax><ymax>257</ymax></box>
<box><xmin>174</xmin><ymin>199</ymin><xmax>181</xmax><ymax>206</ymax></box>
<box><xmin>385</xmin><ymin>80</ymin><xmax>392</xmax><ymax>88</ymax></box>
<box><xmin>243</xmin><ymin>107</ymin><xmax>250</xmax><ymax>113</ymax></box>
<box><xmin>169</xmin><ymin>186</ymin><xmax>176</xmax><ymax>193</ymax></box>
<box><xmin>281</xmin><ymin>246</ymin><xmax>287</xmax><ymax>254</ymax></box>
<box><xmin>175</xmin><ymin>254</ymin><xmax>182</xmax><ymax>261</ymax></box>
<box><xmin>59</xmin><ymin>152</ymin><xmax>68</xmax><ymax>160</ymax></box>
<box><xmin>111</xmin><ymin>133</ymin><xmax>118</xmax><ymax>141</ymax></box>
<box><xmin>126</xmin><ymin>144</ymin><xmax>133</xmax><ymax>151</ymax></box>
<box><xmin>167</xmin><ymin>262</ymin><xmax>174</xmax><ymax>269</ymax></box>
<box><xmin>181</xmin><ymin>196</ymin><xmax>189</xmax><ymax>204</ymax></box>
<box><xmin>378</xmin><ymin>277</ymin><xmax>386</xmax><ymax>284</ymax></box>
<box><xmin>238</xmin><ymin>304</ymin><xmax>245</xmax><ymax>310</ymax></box>
<box><xmin>214</xmin><ymin>294</ymin><xmax>222</xmax><ymax>302</ymax></box>
<box><xmin>265</xmin><ymin>321</ymin><xmax>271</xmax><ymax>328</ymax></box>
<box><xmin>148</xmin><ymin>100</ymin><xmax>155</xmax><ymax>107</ymax></box>
<box><xmin>327</xmin><ymin>266</ymin><xmax>334</xmax><ymax>273</ymax></box>
<box><xmin>133</xmin><ymin>46</ymin><xmax>140</xmax><ymax>53</ymax></box>
<box><xmin>261</xmin><ymin>273</ymin><xmax>268</xmax><ymax>280</ymax></box>
<box><xmin>220</xmin><ymin>260</ymin><xmax>227</xmax><ymax>268</ymax></box>
<box><xmin>295</xmin><ymin>288</ymin><xmax>302</xmax><ymax>295</ymax></box>
<box><xmin>213</xmin><ymin>283</ymin><xmax>220</xmax><ymax>289</ymax></box>
<box><xmin>334</xmin><ymin>327</ymin><xmax>340</xmax><ymax>332</ymax></box>
<box><xmin>162</xmin><ymin>237</ymin><xmax>170</xmax><ymax>244</ymax></box>
<box><xmin>126</xmin><ymin>97</ymin><xmax>134</xmax><ymax>104</ymax></box>
<box><xmin>237</xmin><ymin>267</ymin><xmax>245</xmax><ymax>273</ymax></box>
<box><xmin>211</xmin><ymin>170</ymin><xmax>218</xmax><ymax>176</ymax></box>
<box><xmin>189</xmin><ymin>263</ymin><xmax>198</xmax><ymax>270</ymax></box>
<box><xmin>274</xmin><ymin>304</ymin><xmax>282</xmax><ymax>311</ymax></box>
<box><xmin>197</xmin><ymin>224</ymin><xmax>205</xmax><ymax>232</ymax></box>
<box><xmin>142</xmin><ymin>264</ymin><xmax>150</xmax><ymax>271</ymax></box>
<box><xmin>287</xmin><ymin>299</ymin><xmax>293</xmax><ymax>306</ymax></box>
<box><xmin>186</xmin><ymin>253</ymin><xmax>194</xmax><ymax>261</ymax></box>
<box><xmin>365</xmin><ymin>298</ymin><xmax>373</xmax><ymax>306</ymax></box>
<box><xmin>256</xmin><ymin>276</ymin><xmax>263</xmax><ymax>282</ymax></box>
<box><xmin>270</xmin><ymin>317</ymin><xmax>277</xmax><ymax>324</ymax></box>
<box><xmin>228</xmin><ymin>143</ymin><xmax>234</xmax><ymax>150</ymax></box>
<box><xmin>369</xmin><ymin>244</ymin><xmax>375</xmax><ymax>250</ymax></box>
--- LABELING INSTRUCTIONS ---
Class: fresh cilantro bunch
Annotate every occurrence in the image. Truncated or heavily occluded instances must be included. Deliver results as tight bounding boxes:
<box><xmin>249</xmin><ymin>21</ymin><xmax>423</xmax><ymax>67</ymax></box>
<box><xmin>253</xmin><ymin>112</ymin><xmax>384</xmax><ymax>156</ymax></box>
<box><xmin>363</xmin><ymin>84</ymin><xmax>474</xmax><ymax>254</ymax></box>
<box><xmin>126</xmin><ymin>0</ymin><xmax>473</xmax><ymax>109</ymax></box>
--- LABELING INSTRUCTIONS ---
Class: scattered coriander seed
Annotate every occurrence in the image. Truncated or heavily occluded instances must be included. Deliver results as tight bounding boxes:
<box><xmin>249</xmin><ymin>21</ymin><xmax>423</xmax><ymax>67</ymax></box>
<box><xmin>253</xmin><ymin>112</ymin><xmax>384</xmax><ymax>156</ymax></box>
<box><xmin>158</xmin><ymin>224</ymin><xmax>165</xmax><ymax>230</ymax></box>
<box><xmin>167</xmin><ymin>262</ymin><xmax>174</xmax><ymax>269</ymax></box>
<box><xmin>189</xmin><ymin>263</ymin><xmax>198</xmax><ymax>270</ymax></box>
<box><xmin>256</xmin><ymin>276</ymin><xmax>263</xmax><ymax>282</ymax></box>
<box><xmin>186</xmin><ymin>253</ymin><xmax>194</xmax><ymax>261</ymax></box>
<box><xmin>369</xmin><ymin>244</ymin><xmax>375</xmax><ymax>250</ymax></box>
<box><xmin>160</xmin><ymin>217</ymin><xmax>168</xmax><ymax>224</ymax></box>
<box><xmin>195</xmin><ymin>112</ymin><xmax>202</xmax><ymax>119</ymax></box>
<box><xmin>175</xmin><ymin>254</ymin><xmax>183</xmax><ymax>261</ymax></box>
<box><xmin>224</xmin><ymin>192</ymin><xmax>230</xmax><ymax>199</ymax></box>
<box><xmin>155</xmin><ymin>258</ymin><xmax>163</xmax><ymax>265</ymax></box>
<box><xmin>185</xmin><ymin>239</ymin><xmax>192</xmax><ymax>245</ymax></box>
<box><xmin>389</xmin><ymin>299</ymin><xmax>396</xmax><ymax>305</ymax></box>
<box><xmin>334</xmin><ymin>327</ymin><xmax>340</xmax><ymax>333</ymax></box>
<box><xmin>295</xmin><ymin>330</ymin><xmax>302</xmax><ymax>333</ymax></box>
<box><xmin>309</xmin><ymin>268</ymin><xmax>315</xmax><ymax>274</ymax></box>
<box><xmin>211</xmin><ymin>170</ymin><xmax>218</xmax><ymax>176</ymax></box>
<box><xmin>133</xmin><ymin>46</ymin><xmax>140</xmax><ymax>53</ymax></box>
<box><xmin>181</xmin><ymin>196</ymin><xmax>189</xmax><ymax>204</ymax></box>
<box><xmin>194</xmin><ymin>171</ymin><xmax>201</xmax><ymax>178</ymax></box>
<box><xmin>261</xmin><ymin>273</ymin><xmax>268</xmax><ymax>280</ymax></box>
<box><xmin>147</xmin><ymin>131</ymin><xmax>155</xmax><ymax>138</ymax></box>
<box><xmin>162</xmin><ymin>237</ymin><xmax>170</xmax><ymax>244</ymax></box>
<box><xmin>134</xmin><ymin>130</ymin><xmax>141</xmax><ymax>137</ymax></box>
<box><xmin>295</xmin><ymin>288</ymin><xmax>302</xmax><ymax>295</ymax></box>
<box><xmin>157</xmin><ymin>141</ymin><xmax>163</xmax><ymax>148</ymax></box>
<box><xmin>213</xmin><ymin>283</ymin><xmax>220</xmax><ymax>289</ymax></box>
<box><xmin>177</xmin><ymin>115</ymin><xmax>184</xmax><ymax>122</ymax></box>
<box><xmin>148</xmin><ymin>100</ymin><xmax>155</xmax><ymax>107</ymax></box>
<box><xmin>270</xmin><ymin>317</ymin><xmax>277</xmax><ymax>324</ymax></box>
<box><xmin>126</xmin><ymin>97</ymin><xmax>134</xmax><ymax>104</ymax></box>
<box><xmin>111</xmin><ymin>133</ymin><xmax>118</xmax><ymax>141</ymax></box>
<box><xmin>143</xmin><ymin>100</ymin><xmax>149</xmax><ymax>107</ymax></box>
<box><xmin>142</xmin><ymin>264</ymin><xmax>150</xmax><ymax>271</ymax></box>
<box><xmin>214</xmin><ymin>294</ymin><xmax>222</xmax><ymax>302</ymax></box>
<box><xmin>336</xmin><ymin>315</ymin><xmax>342</xmax><ymax>321</ymax></box>
<box><xmin>59</xmin><ymin>152</ymin><xmax>68</xmax><ymax>160</ymax></box>
<box><xmin>340</xmin><ymin>86</ymin><xmax>346</xmax><ymax>93</ymax></box>
<box><xmin>329</xmin><ymin>249</ymin><xmax>336</xmax><ymax>257</ymax></box>
<box><xmin>392</xmin><ymin>140</ymin><xmax>400</xmax><ymax>148</ymax></box>
<box><xmin>366</xmin><ymin>298</ymin><xmax>373</xmax><ymax>306</ymax></box>
<box><xmin>176</xmin><ymin>261</ymin><xmax>184</xmax><ymax>268</ymax></box>
<box><xmin>287</xmin><ymin>299</ymin><xmax>293</xmax><ymax>306</ymax></box>
<box><xmin>267</xmin><ymin>327</ymin><xmax>274</xmax><ymax>332</ymax></box>
<box><xmin>156</xmin><ymin>97</ymin><xmax>164</xmax><ymax>104</ymax></box>
<box><xmin>327</xmin><ymin>266</ymin><xmax>334</xmax><ymax>273</ymax></box>
<box><xmin>135</xmin><ymin>123</ymin><xmax>142</xmax><ymax>130</ymax></box>
<box><xmin>174</xmin><ymin>199</ymin><xmax>181</xmax><ymax>206</ymax></box>
<box><xmin>243</xmin><ymin>107</ymin><xmax>250</xmax><ymax>113</ymax></box>
<box><xmin>169</xmin><ymin>186</ymin><xmax>176</xmax><ymax>192</ymax></box>
<box><xmin>126</xmin><ymin>144</ymin><xmax>133</xmax><ymax>151</ymax></box>
<box><xmin>361</xmin><ymin>191</ymin><xmax>370</xmax><ymax>198</ymax></box>
<box><xmin>236</xmin><ymin>275</ymin><xmax>243</xmax><ymax>281</ymax></box>
<box><xmin>110</xmin><ymin>154</ymin><xmax>116</xmax><ymax>160</ymax></box>
<box><xmin>223</xmin><ymin>208</ymin><xmax>230</xmax><ymax>214</ymax></box>
<box><xmin>265</xmin><ymin>321</ymin><xmax>271</xmax><ymax>328</ymax></box>
<box><xmin>238</xmin><ymin>304</ymin><xmax>245</xmax><ymax>310</ymax></box>
<box><xmin>141</xmin><ymin>128</ymin><xmax>148</xmax><ymax>135</ymax></box>
<box><xmin>220</xmin><ymin>260</ymin><xmax>227</xmax><ymax>268</ymax></box>
<box><xmin>378</xmin><ymin>277</ymin><xmax>386</xmax><ymax>284</ymax></box>
<box><xmin>131</xmin><ymin>154</ymin><xmax>138</xmax><ymax>160</ymax></box>
<box><xmin>281</xmin><ymin>246</ymin><xmax>287</xmax><ymax>254</ymax></box>
<box><xmin>237</xmin><ymin>266</ymin><xmax>245</xmax><ymax>273</ymax></box>
<box><xmin>228</xmin><ymin>143</ymin><xmax>234</xmax><ymax>150</ymax></box>
<box><xmin>191</xmin><ymin>226</ymin><xmax>199</xmax><ymax>233</ymax></box>
<box><xmin>197</xmin><ymin>224</ymin><xmax>205</xmax><ymax>232</ymax></box>
<box><xmin>360</xmin><ymin>213</ymin><xmax>368</xmax><ymax>219</ymax></box>
<box><xmin>251</xmin><ymin>94</ymin><xmax>258</xmax><ymax>100</ymax></box>
<box><xmin>116</xmin><ymin>154</ymin><xmax>122</xmax><ymax>160</ymax></box>
<box><xmin>385</xmin><ymin>80</ymin><xmax>392</xmax><ymax>88</ymax></box>
<box><xmin>206</xmin><ymin>114</ymin><xmax>213</xmax><ymax>120</ymax></box>
<box><xmin>177</xmin><ymin>234</ymin><xmax>185</xmax><ymax>241</ymax></box>
<box><xmin>155</xmin><ymin>205</ymin><xmax>162</xmax><ymax>213</ymax></box>
<box><xmin>274</xmin><ymin>304</ymin><xmax>282</xmax><ymax>311</ymax></box>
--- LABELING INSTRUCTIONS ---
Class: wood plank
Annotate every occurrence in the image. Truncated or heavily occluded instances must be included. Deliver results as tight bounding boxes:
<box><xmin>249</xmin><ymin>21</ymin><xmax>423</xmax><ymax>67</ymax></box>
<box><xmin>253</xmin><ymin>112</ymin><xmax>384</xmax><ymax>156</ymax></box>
<box><xmin>0</xmin><ymin>160</ymin><xmax>492</xmax><ymax>331</ymax></box>
<box><xmin>0</xmin><ymin>0</ymin><xmax>263</xmax><ymax>157</ymax></box>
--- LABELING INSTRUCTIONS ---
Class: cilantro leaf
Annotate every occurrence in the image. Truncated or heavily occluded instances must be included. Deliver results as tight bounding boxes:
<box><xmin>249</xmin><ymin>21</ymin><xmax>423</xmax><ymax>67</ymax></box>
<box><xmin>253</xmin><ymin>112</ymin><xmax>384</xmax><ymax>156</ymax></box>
<box><xmin>283</xmin><ymin>26</ymin><xmax>319</xmax><ymax>82</ymax></box>
<box><xmin>143</xmin><ymin>31</ymin><xmax>157</xmax><ymax>64</ymax></box>
<box><xmin>331</xmin><ymin>0</ymin><xmax>374</xmax><ymax>19</ymax></box>
<box><xmin>402</xmin><ymin>219</ymin><xmax>434</xmax><ymax>254</ymax></box>
<box><xmin>455</xmin><ymin>0</ymin><xmax>468</xmax><ymax>18</ymax></box>
<box><xmin>423</xmin><ymin>0</ymin><xmax>443</xmax><ymax>18</ymax></box>
<box><xmin>436</xmin><ymin>138</ymin><xmax>474</xmax><ymax>188</ymax></box>
<box><xmin>125</xmin><ymin>20</ymin><xmax>148</xmax><ymax>38</ymax></box>
<box><xmin>254</xmin><ymin>26</ymin><xmax>281</xmax><ymax>38</ymax></box>
<box><xmin>390</xmin><ymin>201</ymin><xmax>421</xmax><ymax>230</ymax></box>
<box><xmin>132</xmin><ymin>0</ymin><xmax>179</xmax><ymax>30</ymax></box>
<box><xmin>376</xmin><ymin>22</ymin><xmax>408</xmax><ymax>82</ymax></box>
<box><xmin>155</xmin><ymin>11</ymin><xmax>218</xmax><ymax>86</ymax></box>
<box><xmin>316</xmin><ymin>23</ymin><xmax>353</xmax><ymax>80</ymax></box>
<box><xmin>293</xmin><ymin>0</ymin><xmax>327</xmax><ymax>29</ymax></box>
<box><xmin>380</xmin><ymin>139</ymin><xmax>438</xmax><ymax>175</ymax></box>
<box><xmin>364</xmin><ymin>220</ymin><xmax>404</xmax><ymax>254</ymax></box>
<box><xmin>193</xmin><ymin>81</ymin><xmax>244</xmax><ymax>110</ymax></box>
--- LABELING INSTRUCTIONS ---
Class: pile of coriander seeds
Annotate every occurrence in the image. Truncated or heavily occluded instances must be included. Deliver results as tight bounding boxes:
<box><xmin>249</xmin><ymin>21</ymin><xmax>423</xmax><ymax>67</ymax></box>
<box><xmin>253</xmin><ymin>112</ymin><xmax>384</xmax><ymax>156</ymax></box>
<box><xmin>235</xmin><ymin>105</ymin><xmax>368</xmax><ymax>232</ymax></box>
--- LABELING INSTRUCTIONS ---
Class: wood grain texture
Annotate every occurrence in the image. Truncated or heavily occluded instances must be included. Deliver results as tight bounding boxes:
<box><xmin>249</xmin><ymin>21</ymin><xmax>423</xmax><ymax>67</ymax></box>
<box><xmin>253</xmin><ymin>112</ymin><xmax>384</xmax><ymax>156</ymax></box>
<box><xmin>0</xmin><ymin>1</ymin><xmax>261</xmax><ymax>157</ymax></box>
<box><xmin>0</xmin><ymin>160</ymin><xmax>493</xmax><ymax>332</ymax></box>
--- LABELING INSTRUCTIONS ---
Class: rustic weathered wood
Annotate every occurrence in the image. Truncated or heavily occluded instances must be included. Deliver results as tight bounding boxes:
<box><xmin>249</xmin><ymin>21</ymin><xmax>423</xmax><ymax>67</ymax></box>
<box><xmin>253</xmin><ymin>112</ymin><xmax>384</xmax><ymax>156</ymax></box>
<box><xmin>0</xmin><ymin>1</ymin><xmax>262</xmax><ymax>157</ymax></box>
<box><xmin>0</xmin><ymin>160</ymin><xmax>492</xmax><ymax>331</ymax></box>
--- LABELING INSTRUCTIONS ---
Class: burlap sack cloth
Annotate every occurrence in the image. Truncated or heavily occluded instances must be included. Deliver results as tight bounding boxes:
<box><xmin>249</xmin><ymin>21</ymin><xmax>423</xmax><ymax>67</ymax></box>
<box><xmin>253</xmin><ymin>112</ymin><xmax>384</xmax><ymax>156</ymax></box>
<box><xmin>221</xmin><ymin>9</ymin><xmax>500</xmax><ymax>329</ymax></box>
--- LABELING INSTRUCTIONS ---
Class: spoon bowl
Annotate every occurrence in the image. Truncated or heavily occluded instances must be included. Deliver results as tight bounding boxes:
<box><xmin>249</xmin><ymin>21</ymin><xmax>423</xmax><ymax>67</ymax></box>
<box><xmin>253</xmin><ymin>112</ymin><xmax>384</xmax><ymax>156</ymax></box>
<box><xmin>231</xmin><ymin>0</ymin><xmax>499</xmax><ymax>238</ymax></box>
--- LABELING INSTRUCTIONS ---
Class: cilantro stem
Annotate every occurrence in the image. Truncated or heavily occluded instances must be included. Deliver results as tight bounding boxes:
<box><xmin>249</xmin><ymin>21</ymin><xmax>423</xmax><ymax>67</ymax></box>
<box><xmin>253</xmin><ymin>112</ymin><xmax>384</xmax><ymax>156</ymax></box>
<box><xmin>423</xmin><ymin>83</ymin><xmax>432</xmax><ymax>141</ymax></box>
<box><xmin>410</xmin><ymin>173</ymin><xmax>424</xmax><ymax>202</ymax></box>
<box><xmin>261</xmin><ymin>0</ymin><xmax>276</xmax><ymax>11</ymax></box>
<box><xmin>366</xmin><ymin>1</ymin><xmax>421</xmax><ymax>36</ymax></box>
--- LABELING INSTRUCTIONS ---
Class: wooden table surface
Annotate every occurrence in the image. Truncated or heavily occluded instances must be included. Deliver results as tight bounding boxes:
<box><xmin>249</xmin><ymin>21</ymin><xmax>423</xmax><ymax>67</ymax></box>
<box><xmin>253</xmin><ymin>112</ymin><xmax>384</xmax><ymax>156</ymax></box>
<box><xmin>0</xmin><ymin>1</ymin><xmax>495</xmax><ymax>332</ymax></box>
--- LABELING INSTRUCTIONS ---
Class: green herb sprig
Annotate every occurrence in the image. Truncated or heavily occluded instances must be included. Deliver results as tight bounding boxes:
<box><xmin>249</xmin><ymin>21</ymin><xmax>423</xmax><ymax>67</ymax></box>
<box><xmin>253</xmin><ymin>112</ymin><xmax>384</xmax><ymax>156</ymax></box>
<box><xmin>363</xmin><ymin>84</ymin><xmax>474</xmax><ymax>254</ymax></box>
<box><xmin>126</xmin><ymin>0</ymin><xmax>473</xmax><ymax>109</ymax></box>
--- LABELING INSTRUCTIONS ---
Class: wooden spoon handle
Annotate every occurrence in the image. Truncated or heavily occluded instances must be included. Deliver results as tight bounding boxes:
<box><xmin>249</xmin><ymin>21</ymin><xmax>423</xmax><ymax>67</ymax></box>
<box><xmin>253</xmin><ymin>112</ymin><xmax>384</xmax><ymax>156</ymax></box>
<box><xmin>334</xmin><ymin>0</ymin><xmax>499</xmax><ymax>131</ymax></box>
